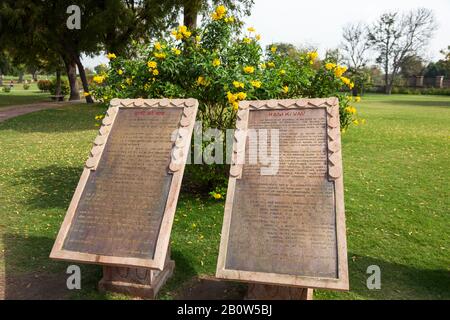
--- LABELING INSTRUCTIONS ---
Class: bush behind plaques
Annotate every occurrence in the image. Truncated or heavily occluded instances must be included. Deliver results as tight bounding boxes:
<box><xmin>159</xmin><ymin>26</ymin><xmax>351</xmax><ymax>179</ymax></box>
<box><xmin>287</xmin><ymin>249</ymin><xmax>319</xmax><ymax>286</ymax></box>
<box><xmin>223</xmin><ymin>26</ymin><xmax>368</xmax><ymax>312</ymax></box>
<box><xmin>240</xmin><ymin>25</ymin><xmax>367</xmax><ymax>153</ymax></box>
<box><xmin>90</xmin><ymin>5</ymin><xmax>364</xmax><ymax>194</ymax></box>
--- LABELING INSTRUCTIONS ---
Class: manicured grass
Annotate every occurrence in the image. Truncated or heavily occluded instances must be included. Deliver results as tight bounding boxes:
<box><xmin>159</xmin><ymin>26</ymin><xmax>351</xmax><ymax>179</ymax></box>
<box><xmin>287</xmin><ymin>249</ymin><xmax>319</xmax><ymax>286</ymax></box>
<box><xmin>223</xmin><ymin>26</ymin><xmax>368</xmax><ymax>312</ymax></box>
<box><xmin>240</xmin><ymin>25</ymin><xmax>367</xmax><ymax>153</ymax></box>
<box><xmin>0</xmin><ymin>95</ymin><xmax>448</xmax><ymax>300</ymax></box>
<box><xmin>0</xmin><ymin>83</ymin><xmax>51</xmax><ymax>107</ymax></box>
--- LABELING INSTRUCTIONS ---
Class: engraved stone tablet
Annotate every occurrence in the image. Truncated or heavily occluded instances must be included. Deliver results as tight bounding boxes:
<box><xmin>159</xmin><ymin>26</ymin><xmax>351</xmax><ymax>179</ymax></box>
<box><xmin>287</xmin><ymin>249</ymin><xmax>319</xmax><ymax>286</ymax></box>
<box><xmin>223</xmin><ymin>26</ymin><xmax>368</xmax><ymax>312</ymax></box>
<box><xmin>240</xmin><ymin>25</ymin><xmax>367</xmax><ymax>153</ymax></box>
<box><xmin>216</xmin><ymin>98</ymin><xmax>349</xmax><ymax>291</ymax></box>
<box><xmin>50</xmin><ymin>99</ymin><xmax>198</xmax><ymax>270</ymax></box>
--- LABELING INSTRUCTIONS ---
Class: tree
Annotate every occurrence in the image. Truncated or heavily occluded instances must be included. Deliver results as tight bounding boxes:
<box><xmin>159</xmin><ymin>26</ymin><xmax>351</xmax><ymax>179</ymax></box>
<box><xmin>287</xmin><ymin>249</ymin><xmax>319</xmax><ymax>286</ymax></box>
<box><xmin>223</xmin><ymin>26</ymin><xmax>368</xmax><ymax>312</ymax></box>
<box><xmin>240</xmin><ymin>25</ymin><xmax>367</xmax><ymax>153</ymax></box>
<box><xmin>424</xmin><ymin>46</ymin><xmax>450</xmax><ymax>78</ymax></box>
<box><xmin>0</xmin><ymin>1</ymin><xmax>182</xmax><ymax>103</ymax></box>
<box><xmin>367</xmin><ymin>8</ymin><xmax>436</xmax><ymax>94</ymax></box>
<box><xmin>0</xmin><ymin>51</ymin><xmax>12</xmax><ymax>86</ymax></box>
<box><xmin>341</xmin><ymin>23</ymin><xmax>369</xmax><ymax>71</ymax></box>
<box><xmin>399</xmin><ymin>55</ymin><xmax>425</xmax><ymax>78</ymax></box>
<box><xmin>182</xmin><ymin>0</ymin><xmax>254</xmax><ymax>29</ymax></box>
<box><xmin>325</xmin><ymin>48</ymin><xmax>344</xmax><ymax>65</ymax></box>
<box><xmin>266</xmin><ymin>43</ymin><xmax>297</xmax><ymax>57</ymax></box>
<box><xmin>340</xmin><ymin>23</ymin><xmax>370</xmax><ymax>95</ymax></box>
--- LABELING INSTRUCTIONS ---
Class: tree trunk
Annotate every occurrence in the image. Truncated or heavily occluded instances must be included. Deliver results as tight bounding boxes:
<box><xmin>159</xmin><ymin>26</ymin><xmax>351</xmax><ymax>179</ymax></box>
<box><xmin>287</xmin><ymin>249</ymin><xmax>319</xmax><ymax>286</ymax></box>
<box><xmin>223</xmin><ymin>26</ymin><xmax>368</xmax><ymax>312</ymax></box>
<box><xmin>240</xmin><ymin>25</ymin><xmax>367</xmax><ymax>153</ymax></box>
<box><xmin>384</xmin><ymin>70</ymin><xmax>390</xmax><ymax>94</ymax></box>
<box><xmin>0</xmin><ymin>69</ymin><xmax>2</xmax><ymax>87</ymax></box>
<box><xmin>385</xmin><ymin>82</ymin><xmax>393</xmax><ymax>95</ymax></box>
<box><xmin>32</xmin><ymin>71</ymin><xmax>38</xmax><ymax>82</ymax></box>
<box><xmin>18</xmin><ymin>72</ymin><xmax>24</xmax><ymax>83</ymax></box>
<box><xmin>63</xmin><ymin>56</ymin><xmax>80</xmax><ymax>101</ymax></box>
<box><xmin>183</xmin><ymin>0</ymin><xmax>201</xmax><ymax>29</ymax></box>
<box><xmin>55</xmin><ymin>70</ymin><xmax>62</xmax><ymax>96</ymax></box>
<box><xmin>74</xmin><ymin>55</ymin><xmax>94</xmax><ymax>103</ymax></box>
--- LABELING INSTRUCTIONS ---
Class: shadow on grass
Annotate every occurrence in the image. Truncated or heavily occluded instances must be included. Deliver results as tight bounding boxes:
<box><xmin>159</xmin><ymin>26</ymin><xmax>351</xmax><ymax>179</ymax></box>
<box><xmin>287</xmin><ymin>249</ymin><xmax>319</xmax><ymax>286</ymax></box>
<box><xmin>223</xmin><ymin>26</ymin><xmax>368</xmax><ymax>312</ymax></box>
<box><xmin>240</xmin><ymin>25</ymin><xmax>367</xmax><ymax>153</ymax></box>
<box><xmin>2</xmin><ymin>235</ymin><xmax>448</xmax><ymax>299</ymax></box>
<box><xmin>2</xmin><ymin>233</ymin><xmax>104</xmax><ymax>300</ymax></box>
<box><xmin>316</xmin><ymin>253</ymin><xmax>450</xmax><ymax>300</ymax></box>
<box><xmin>376</xmin><ymin>98</ymin><xmax>450</xmax><ymax>109</ymax></box>
<box><xmin>13</xmin><ymin>165</ymin><xmax>83</xmax><ymax>210</ymax></box>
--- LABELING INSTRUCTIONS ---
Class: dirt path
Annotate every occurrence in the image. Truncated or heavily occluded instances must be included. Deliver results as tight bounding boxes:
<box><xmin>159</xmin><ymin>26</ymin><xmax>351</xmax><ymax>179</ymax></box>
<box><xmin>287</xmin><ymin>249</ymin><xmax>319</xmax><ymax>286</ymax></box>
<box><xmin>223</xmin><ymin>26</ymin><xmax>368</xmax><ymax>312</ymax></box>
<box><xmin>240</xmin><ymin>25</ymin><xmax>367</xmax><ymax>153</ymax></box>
<box><xmin>0</xmin><ymin>101</ymin><xmax>78</xmax><ymax>123</ymax></box>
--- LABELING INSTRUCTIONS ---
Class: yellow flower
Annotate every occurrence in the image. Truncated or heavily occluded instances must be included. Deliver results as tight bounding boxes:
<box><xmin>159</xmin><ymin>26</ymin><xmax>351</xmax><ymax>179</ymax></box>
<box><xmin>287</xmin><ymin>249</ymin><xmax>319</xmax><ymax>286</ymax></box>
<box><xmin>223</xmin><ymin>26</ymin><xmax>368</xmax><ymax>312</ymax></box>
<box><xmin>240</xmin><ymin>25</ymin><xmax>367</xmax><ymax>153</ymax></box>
<box><xmin>260</xmin><ymin>63</ymin><xmax>267</xmax><ymax>69</ymax></box>
<box><xmin>267</xmin><ymin>61</ymin><xmax>275</xmax><ymax>68</ymax></box>
<box><xmin>353</xmin><ymin>119</ymin><xmax>359</xmax><ymax>126</ymax></box>
<box><xmin>152</xmin><ymin>69</ymin><xmax>159</xmax><ymax>76</ymax></box>
<box><xmin>212</xmin><ymin>5</ymin><xmax>227</xmax><ymax>20</ymax></box>
<box><xmin>95</xmin><ymin>115</ymin><xmax>104</xmax><ymax>120</ymax></box>
<box><xmin>195</xmin><ymin>35</ymin><xmax>201</xmax><ymax>42</ymax></box>
<box><xmin>341</xmin><ymin>76</ymin><xmax>354</xmax><ymax>89</ymax></box>
<box><xmin>117</xmin><ymin>69</ymin><xmax>123</xmax><ymax>75</ymax></box>
<box><xmin>279</xmin><ymin>69</ymin><xmax>286</xmax><ymax>75</ymax></box>
<box><xmin>340</xmin><ymin>76</ymin><xmax>351</xmax><ymax>86</ymax></box>
<box><xmin>243</xmin><ymin>66</ymin><xmax>255</xmax><ymax>74</ymax></box>
<box><xmin>227</xmin><ymin>91</ymin><xmax>237</xmax><ymax>103</ymax></box>
<box><xmin>226</xmin><ymin>16</ymin><xmax>235</xmax><ymax>23</ymax></box>
<box><xmin>93</xmin><ymin>75</ymin><xmax>105</xmax><ymax>84</ymax></box>
<box><xmin>83</xmin><ymin>92</ymin><xmax>90</xmax><ymax>97</ymax></box>
<box><xmin>251</xmin><ymin>80</ymin><xmax>262</xmax><ymax>88</ymax></box>
<box><xmin>233</xmin><ymin>81</ymin><xmax>244</xmax><ymax>89</ymax></box>
<box><xmin>154</xmin><ymin>42</ymin><xmax>162</xmax><ymax>51</ymax></box>
<box><xmin>107</xmin><ymin>53</ymin><xmax>117</xmax><ymax>60</ymax></box>
<box><xmin>237</xmin><ymin>92</ymin><xmax>247</xmax><ymax>100</ymax></box>
<box><xmin>354</xmin><ymin>96</ymin><xmax>361</xmax><ymax>103</ymax></box>
<box><xmin>361</xmin><ymin>119</ymin><xmax>366</xmax><ymax>125</ymax></box>
<box><xmin>216</xmin><ymin>5</ymin><xmax>227</xmax><ymax>16</ymax></box>
<box><xmin>255</xmin><ymin>34</ymin><xmax>261</xmax><ymax>41</ymax></box>
<box><xmin>307</xmin><ymin>51</ymin><xmax>319</xmax><ymax>62</ymax></box>
<box><xmin>334</xmin><ymin>65</ymin><xmax>348</xmax><ymax>77</ymax></box>
<box><xmin>197</xmin><ymin>76</ymin><xmax>208</xmax><ymax>86</ymax></box>
<box><xmin>247</xmin><ymin>27</ymin><xmax>256</xmax><ymax>33</ymax></box>
<box><xmin>345</xmin><ymin>106</ymin><xmax>357</xmax><ymax>114</ymax></box>
<box><xmin>270</xmin><ymin>46</ymin><xmax>277</xmax><ymax>53</ymax></box>
<box><xmin>126</xmin><ymin>78</ymin><xmax>133</xmax><ymax>85</ymax></box>
<box><xmin>282</xmin><ymin>85</ymin><xmax>289</xmax><ymax>93</ymax></box>
<box><xmin>243</xmin><ymin>37</ymin><xmax>251</xmax><ymax>44</ymax></box>
<box><xmin>172</xmin><ymin>48</ymin><xmax>181</xmax><ymax>55</ymax></box>
<box><xmin>231</xmin><ymin>101</ymin><xmax>239</xmax><ymax>110</ymax></box>
<box><xmin>325</xmin><ymin>62</ymin><xmax>336</xmax><ymax>70</ymax></box>
<box><xmin>212</xmin><ymin>192</ymin><xmax>222</xmax><ymax>200</ymax></box>
<box><xmin>147</xmin><ymin>61</ymin><xmax>157</xmax><ymax>69</ymax></box>
<box><xmin>212</xmin><ymin>58</ymin><xmax>221</xmax><ymax>67</ymax></box>
<box><xmin>154</xmin><ymin>52</ymin><xmax>166</xmax><ymax>59</ymax></box>
<box><xmin>172</xmin><ymin>25</ymin><xmax>191</xmax><ymax>40</ymax></box>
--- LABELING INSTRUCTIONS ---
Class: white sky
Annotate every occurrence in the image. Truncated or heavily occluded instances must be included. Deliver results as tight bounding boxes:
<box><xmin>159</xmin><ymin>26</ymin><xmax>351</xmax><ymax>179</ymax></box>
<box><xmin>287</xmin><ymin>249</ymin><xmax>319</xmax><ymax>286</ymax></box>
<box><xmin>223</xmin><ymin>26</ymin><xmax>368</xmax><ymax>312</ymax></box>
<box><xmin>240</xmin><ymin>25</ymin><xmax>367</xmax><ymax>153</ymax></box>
<box><xmin>82</xmin><ymin>0</ymin><xmax>450</xmax><ymax>69</ymax></box>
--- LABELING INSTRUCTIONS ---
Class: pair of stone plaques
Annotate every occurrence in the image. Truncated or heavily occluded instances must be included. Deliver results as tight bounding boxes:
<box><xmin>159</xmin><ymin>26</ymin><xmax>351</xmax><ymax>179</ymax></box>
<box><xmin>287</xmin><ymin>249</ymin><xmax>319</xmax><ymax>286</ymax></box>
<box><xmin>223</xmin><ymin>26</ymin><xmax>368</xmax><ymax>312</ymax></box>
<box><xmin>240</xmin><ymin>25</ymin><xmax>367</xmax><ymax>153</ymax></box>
<box><xmin>50</xmin><ymin>97</ymin><xmax>348</xmax><ymax>293</ymax></box>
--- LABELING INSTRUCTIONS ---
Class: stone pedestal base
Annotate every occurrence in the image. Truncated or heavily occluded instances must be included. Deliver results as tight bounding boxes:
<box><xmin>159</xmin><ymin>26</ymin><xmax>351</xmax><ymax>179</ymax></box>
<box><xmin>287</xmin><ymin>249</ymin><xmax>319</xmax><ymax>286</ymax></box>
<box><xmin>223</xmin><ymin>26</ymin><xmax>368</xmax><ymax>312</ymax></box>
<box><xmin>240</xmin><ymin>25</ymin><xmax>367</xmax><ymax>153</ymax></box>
<box><xmin>246</xmin><ymin>284</ymin><xmax>313</xmax><ymax>300</ymax></box>
<box><xmin>98</xmin><ymin>260</ymin><xmax>175</xmax><ymax>299</ymax></box>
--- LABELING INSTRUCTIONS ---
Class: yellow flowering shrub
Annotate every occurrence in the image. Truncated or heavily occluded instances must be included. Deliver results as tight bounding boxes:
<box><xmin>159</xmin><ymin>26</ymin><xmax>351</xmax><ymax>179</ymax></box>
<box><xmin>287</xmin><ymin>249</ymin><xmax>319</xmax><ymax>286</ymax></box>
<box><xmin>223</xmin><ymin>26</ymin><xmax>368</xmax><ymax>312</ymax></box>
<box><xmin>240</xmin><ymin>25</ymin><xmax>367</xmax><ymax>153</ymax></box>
<box><xmin>92</xmin><ymin>5</ymin><xmax>362</xmax><ymax>191</ymax></box>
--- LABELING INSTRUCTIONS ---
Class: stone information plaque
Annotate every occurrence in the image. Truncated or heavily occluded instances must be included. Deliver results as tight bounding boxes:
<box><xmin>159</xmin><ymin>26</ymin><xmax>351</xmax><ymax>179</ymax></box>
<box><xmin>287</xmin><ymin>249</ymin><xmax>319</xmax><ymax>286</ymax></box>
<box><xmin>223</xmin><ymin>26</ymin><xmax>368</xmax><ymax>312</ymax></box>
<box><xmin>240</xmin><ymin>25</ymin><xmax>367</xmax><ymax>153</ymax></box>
<box><xmin>216</xmin><ymin>99</ymin><xmax>349</xmax><ymax>291</ymax></box>
<box><xmin>50</xmin><ymin>98</ymin><xmax>198</xmax><ymax>271</ymax></box>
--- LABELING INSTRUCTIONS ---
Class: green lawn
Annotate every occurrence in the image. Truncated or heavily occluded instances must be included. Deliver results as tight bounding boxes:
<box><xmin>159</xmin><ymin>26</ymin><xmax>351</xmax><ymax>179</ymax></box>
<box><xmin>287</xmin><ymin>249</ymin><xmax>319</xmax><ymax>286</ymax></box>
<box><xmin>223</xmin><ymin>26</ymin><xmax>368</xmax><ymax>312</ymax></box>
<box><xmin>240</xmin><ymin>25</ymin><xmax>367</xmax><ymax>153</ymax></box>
<box><xmin>0</xmin><ymin>94</ymin><xmax>448</xmax><ymax>300</ymax></box>
<box><xmin>0</xmin><ymin>83</ymin><xmax>52</xmax><ymax>107</ymax></box>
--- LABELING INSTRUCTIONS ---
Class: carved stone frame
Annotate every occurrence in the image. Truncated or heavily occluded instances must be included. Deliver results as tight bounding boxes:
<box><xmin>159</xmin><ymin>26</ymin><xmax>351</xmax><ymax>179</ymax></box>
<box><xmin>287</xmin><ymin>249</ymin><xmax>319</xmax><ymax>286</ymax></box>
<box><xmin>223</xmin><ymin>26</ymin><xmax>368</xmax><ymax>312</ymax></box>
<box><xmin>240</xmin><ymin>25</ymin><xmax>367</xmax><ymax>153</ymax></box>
<box><xmin>50</xmin><ymin>98</ymin><xmax>198</xmax><ymax>271</ymax></box>
<box><xmin>216</xmin><ymin>98</ymin><xmax>349</xmax><ymax>291</ymax></box>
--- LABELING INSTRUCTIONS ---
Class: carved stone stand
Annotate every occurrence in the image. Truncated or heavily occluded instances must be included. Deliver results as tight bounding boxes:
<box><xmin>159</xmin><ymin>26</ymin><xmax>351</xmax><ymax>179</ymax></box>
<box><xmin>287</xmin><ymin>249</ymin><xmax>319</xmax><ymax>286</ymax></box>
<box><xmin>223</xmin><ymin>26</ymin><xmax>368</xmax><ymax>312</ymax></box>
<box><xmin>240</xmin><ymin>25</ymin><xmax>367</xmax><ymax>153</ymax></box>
<box><xmin>98</xmin><ymin>251</ymin><xmax>175</xmax><ymax>299</ymax></box>
<box><xmin>245</xmin><ymin>284</ymin><xmax>313</xmax><ymax>300</ymax></box>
